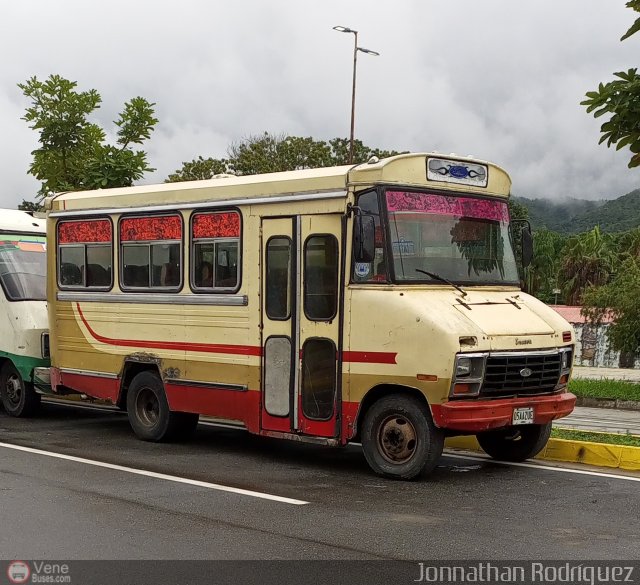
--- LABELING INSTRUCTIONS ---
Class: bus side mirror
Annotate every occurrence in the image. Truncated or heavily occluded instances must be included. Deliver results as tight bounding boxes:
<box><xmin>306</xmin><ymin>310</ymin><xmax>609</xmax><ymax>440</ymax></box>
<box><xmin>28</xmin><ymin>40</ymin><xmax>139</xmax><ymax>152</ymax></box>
<box><xmin>354</xmin><ymin>215</ymin><xmax>375</xmax><ymax>263</ymax></box>
<box><xmin>521</xmin><ymin>225</ymin><xmax>533</xmax><ymax>268</ymax></box>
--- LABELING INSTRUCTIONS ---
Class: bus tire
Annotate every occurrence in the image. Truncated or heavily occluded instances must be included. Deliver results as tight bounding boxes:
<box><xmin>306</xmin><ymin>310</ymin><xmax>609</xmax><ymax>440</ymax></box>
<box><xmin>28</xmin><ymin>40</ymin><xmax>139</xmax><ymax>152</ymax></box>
<box><xmin>476</xmin><ymin>422</ymin><xmax>552</xmax><ymax>462</ymax></box>
<box><xmin>0</xmin><ymin>362</ymin><xmax>41</xmax><ymax>417</ymax></box>
<box><xmin>361</xmin><ymin>394</ymin><xmax>444</xmax><ymax>480</ymax></box>
<box><xmin>173</xmin><ymin>412</ymin><xmax>200</xmax><ymax>439</ymax></box>
<box><xmin>126</xmin><ymin>371</ymin><xmax>196</xmax><ymax>442</ymax></box>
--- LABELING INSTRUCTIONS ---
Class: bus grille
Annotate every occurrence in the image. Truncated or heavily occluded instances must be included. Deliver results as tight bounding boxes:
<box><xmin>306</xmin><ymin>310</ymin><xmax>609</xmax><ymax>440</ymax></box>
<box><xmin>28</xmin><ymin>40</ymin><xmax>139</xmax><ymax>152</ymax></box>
<box><xmin>481</xmin><ymin>352</ymin><xmax>563</xmax><ymax>397</ymax></box>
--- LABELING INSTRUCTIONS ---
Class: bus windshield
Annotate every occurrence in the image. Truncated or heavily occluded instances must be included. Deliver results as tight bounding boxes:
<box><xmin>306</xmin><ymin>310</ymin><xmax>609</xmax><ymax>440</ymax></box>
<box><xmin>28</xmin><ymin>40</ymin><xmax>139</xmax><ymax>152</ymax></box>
<box><xmin>385</xmin><ymin>190</ymin><xmax>519</xmax><ymax>285</ymax></box>
<box><xmin>0</xmin><ymin>236</ymin><xmax>47</xmax><ymax>301</ymax></box>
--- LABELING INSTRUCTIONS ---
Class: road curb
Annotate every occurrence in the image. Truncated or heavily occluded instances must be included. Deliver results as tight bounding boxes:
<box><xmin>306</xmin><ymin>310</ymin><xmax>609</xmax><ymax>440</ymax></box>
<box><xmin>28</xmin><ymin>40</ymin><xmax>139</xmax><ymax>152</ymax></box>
<box><xmin>445</xmin><ymin>436</ymin><xmax>640</xmax><ymax>472</ymax></box>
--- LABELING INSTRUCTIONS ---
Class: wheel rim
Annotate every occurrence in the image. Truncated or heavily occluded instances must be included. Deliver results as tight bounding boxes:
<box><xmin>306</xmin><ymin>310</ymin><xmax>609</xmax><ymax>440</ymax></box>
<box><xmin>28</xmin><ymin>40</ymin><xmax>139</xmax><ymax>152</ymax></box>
<box><xmin>135</xmin><ymin>387</ymin><xmax>160</xmax><ymax>428</ymax></box>
<box><xmin>498</xmin><ymin>429</ymin><xmax>524</xmax><ymax>442</ymax></box>
<box><xmin>377</xmin><ymin>415</ymin><xmax>418</xmax><ymax>464</ymax></box>
<box><xmin>5</xmin><ymin>374</ymin><xmax>22</xmax><ymax>406</ymax></box>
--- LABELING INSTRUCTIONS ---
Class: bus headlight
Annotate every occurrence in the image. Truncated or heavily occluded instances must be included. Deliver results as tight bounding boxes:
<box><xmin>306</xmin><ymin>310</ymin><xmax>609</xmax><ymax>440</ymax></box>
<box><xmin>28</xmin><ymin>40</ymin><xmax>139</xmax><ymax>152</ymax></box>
<box><xmin>561</xmin><ymin>349</ymin><xmax>571</xmax><ymax>371</ymax></box>
<box><xmin>450</xmin><ymin>353</ymin><xmax>487</xmax><ymax>397</ymax></box>
<box><xmin>555</xmin><ymin>346</ymin><xmax>573</xmax><ymax>390</ymax></box>
<box><xmin>456</xmin><ymin>357</ymin><xmax>472</xmax><ymax>377</ymax></box>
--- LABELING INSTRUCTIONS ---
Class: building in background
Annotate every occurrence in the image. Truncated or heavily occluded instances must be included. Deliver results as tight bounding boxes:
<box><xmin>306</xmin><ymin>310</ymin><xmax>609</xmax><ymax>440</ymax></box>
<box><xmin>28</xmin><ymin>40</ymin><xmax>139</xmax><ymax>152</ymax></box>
<box><xmin>551</xmin><ymin>306</ymin><xmax>639</xmax><ymax>369</ymax></box>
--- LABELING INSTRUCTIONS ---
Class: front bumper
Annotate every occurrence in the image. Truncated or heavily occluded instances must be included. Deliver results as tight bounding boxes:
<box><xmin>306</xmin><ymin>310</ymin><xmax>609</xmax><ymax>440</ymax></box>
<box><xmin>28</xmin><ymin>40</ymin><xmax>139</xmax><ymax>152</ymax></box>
<box><xmin>431</xmin><ymin>392</ymin><xmax>576</xmax><ymax>433</ymax></box>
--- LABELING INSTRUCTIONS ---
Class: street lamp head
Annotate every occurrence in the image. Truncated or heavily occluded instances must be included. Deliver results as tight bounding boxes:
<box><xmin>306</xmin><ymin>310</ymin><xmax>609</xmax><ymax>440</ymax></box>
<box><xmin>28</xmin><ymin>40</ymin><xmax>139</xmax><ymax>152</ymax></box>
<box><xmin>333</xmin><ymin>25</ymin><xmax>356</xmax><ymax>34</ymax></box>
<box><xmin>357</xmin><ymin>47</ymin><xmax>380</xmax><ymax>56</ymax></box>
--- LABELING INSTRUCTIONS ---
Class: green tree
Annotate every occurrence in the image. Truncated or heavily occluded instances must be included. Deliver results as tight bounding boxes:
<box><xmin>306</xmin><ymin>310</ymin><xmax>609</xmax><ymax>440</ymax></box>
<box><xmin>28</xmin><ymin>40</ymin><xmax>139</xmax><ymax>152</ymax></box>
<box><xmin>326</xmin><ymin>137</ymin><xmax>405</xmax><ymax>166</ymax></box>
<box><xmin>616</xmin><ymin>226</ymin><xmax>640</xmax><ymax>260</ymax></box>
<box><xmin>526</xmin><ymin>229</ymin><xmax>567</xmax><ymax>302</ymax></box>
<box><xmin>17</xmin><ymin>200</ymin><xmax>44</xmax><ymax>212</ymax></box>
<box><xmin>582</xmin><ymin>257</ymin><xmax>640</xmax><ymax>355</ymax></box>
<box><xmin>166</xmin><ymin>156</ymin><xmax>229</xmax><ymax>182</ymax></box>
<box><xmin>228</xmin><ymin>133</ymin><xmax>334</xmax><ymax>175</ymax></box>
<box><xmin>166</xmin><ymin>132</ymin><xmax>405</xmax><ymax>182</ymax></box>
<box><xmin>581</xmin><ymin>1</ymin><xmax>640</xmax><ymax>167</ymax></box>
<box><xmin>507</xmin><ymin>198</ymin><xmax>529</xmax><ymax>282</ymax></box>
<box><xmin>19</xmin><ymin>74</ymin><xmax>158</xmax><ymax>205</ymax></box>
<box><xmin>560</xmin><ymin>226</ymin><xmax>616</xmax><ymax>304</ymax></box>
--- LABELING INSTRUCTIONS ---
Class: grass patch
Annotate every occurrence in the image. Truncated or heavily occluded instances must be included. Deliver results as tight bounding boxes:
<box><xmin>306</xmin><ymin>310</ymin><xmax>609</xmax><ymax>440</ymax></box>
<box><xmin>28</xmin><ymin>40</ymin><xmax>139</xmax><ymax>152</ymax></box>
<box><xmin>551</xmin><ymin>427</ymin><xmax>640</xmax><ymax>447</ymax></box>
<box><xmin>568</xmin><ymin>378</ymin><xmax>640</xmax><ymax>402</ymax></box>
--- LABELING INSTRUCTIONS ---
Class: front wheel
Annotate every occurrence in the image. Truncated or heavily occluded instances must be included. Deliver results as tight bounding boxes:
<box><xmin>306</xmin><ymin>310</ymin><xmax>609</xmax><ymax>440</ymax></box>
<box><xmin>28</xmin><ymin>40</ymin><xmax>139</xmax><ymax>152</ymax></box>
<box><xmin>0</xmin><ymin>362</ymin><xmax>41</xmax><ymax>417</ymax></box>
<box><xmin>361</xmin><ymin>394</ymin><xmax>444</xmax><ymax>480</ymax></box>
<box><xmin>476</xmin><ymin>422</ymin><xmax>552</xmax><ymax>462</ymax></box>
<box><xmin>126</xmin><ymin>371</ymin><xmax>199</xmax><ymax>442</ymax></box>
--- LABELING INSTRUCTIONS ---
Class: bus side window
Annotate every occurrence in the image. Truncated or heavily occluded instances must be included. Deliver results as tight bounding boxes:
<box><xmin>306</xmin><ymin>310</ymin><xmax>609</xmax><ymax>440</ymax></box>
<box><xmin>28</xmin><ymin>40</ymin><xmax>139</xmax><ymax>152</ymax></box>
<box><xmin>191</xmin><ymin>211</ymin><xmax>241</xmax><ymax>292</ymax></box>
<box><xmin>266</xmin><ymin>236</ymin><xmax>292</xmax><ymax>320</ymax></box>
<box><xmin>57</xmin><ymin>219</ymin><xmax>113</xmax><ymax>290</ymax></box>
<box><xmin>304</xmin><ymin>235</ymin><xmax>338</xmax><ymax>321</ymax></box>
<box><xmin>119</xmin><ymin>215</ymin><xmax>182</xmax><ymax>291</ymax></box>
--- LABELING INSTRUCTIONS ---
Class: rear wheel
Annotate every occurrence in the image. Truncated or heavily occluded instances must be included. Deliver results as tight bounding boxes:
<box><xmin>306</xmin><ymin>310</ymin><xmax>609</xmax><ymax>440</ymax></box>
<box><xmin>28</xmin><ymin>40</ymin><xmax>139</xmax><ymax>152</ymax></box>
<box><xmin>476</xmin><ymin>422</ymin><xmax>552</xmax><ymax>462</ymax></box>
<box><xmin>126</xmin><ymin>371</ymin><xmax>199</xmax><ymax>442</ymax></box>
<box><xmin>0</xmin><ymin>362</ymin><xmax>41</xmax><ymax>417</ymax></box>
<box><xmin>361</xmin><ymin>394</ymin><xmax>444</xmax><ymax>480</ymax></box>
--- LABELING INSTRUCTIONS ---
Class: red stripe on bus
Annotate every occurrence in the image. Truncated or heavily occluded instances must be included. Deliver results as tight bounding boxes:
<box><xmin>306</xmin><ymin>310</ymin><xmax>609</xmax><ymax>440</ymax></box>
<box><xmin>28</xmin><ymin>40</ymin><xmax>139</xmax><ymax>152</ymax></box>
<box><xmin>60</xmin><ymin>370</ymin><xmax>120</xmax><ymax>402</ymax></box>
<box><xmin>342</xmin><ymin>351</ymin><xmax>397</xmax><ymax>364</ymax></box>
<box><xmin>76</xmin><ymin>303</ymin><xmax>263</xmax><ymax>357</ymax></box>
<box><xmin>75</xmin><ymin>304</ymin><xmax>396</xmax><ymax>363</ymax></box>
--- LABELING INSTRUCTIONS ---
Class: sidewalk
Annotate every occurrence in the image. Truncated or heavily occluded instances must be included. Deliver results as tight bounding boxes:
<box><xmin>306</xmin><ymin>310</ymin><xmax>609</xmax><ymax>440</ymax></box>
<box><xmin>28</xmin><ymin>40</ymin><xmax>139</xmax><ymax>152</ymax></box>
<box><xmin>555</xmin><ymin>406</ymin><xmax>640</xmax><ymax>436</ymax></box>
<box><xmin>572</xmin><ymin>366</ymin><xmax>640</xmax><ymax>382</ymax></box>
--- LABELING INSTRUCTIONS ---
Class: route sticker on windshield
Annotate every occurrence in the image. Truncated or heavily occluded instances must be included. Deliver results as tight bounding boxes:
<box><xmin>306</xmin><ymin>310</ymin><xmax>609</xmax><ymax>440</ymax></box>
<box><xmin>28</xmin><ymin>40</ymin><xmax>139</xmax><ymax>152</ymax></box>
<box><xmin>355</xmin><ymin>262</ymin><xmax>371</xmax><ymax>278</ymax></box>
<box><xmin>392</xmin><ymin>239</ymin><xmax>415</xmax><ymax>256</ymax></box>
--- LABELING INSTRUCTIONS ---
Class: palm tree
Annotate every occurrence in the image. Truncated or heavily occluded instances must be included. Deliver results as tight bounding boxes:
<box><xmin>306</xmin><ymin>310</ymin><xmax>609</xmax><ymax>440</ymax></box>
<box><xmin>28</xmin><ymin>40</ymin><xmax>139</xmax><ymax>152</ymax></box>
<box><xmin>525</xmin><ymin>229</ymin><xmax>565</xmax><ymax>300</ymax></box>
<box><xmin>617</xmin><ymin>228</ymin><xmax>640</xmax><ymax>261</ymax></box>
<box><xmin>560</xmin><ymin>226</ymin><xmax>616</xmax><ymax>305</ymax></box>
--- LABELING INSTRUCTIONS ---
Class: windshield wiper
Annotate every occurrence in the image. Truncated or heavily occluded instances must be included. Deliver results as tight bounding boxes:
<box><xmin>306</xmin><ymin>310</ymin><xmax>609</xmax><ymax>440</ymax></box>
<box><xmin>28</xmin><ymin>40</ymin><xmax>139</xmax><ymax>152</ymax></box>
<box><xmin>415</xmin><ymin>269</ymin><xmax>467</xmax><ymax>297</ymax></box>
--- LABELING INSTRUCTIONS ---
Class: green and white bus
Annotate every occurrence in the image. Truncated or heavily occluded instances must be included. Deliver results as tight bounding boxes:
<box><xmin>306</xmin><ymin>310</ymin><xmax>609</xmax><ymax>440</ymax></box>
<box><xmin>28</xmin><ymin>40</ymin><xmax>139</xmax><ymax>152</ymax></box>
<box><xmin>0</xmin><ymin>209</ymin><xmax>48</xmax><ymax>416</ymax></box>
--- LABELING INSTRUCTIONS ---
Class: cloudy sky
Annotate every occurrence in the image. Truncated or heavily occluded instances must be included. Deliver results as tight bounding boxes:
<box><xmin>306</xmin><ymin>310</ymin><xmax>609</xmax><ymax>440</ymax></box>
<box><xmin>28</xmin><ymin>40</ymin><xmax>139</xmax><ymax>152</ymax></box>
<box><xmin>1</xmin><ymin>0</ymin><xmax>638</xmax><ymax>207</ymax></box>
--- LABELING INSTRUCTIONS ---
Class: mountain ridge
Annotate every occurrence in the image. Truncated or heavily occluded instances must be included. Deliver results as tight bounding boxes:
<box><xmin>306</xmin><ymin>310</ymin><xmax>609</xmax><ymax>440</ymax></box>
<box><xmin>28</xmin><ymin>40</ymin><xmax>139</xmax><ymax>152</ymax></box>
<box><xmin>513</xmin><ymin>188</ymin><xmax>640</xmax><ymax>233</ymax></box>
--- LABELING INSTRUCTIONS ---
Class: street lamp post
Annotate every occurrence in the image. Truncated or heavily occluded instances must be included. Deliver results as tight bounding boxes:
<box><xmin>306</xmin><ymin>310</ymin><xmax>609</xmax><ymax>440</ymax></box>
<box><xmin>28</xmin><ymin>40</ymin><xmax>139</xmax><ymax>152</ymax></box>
<box><xmin>333</xmin><ymin>26</ymin><xmax>379</xmax><ymax>164</ymax></box>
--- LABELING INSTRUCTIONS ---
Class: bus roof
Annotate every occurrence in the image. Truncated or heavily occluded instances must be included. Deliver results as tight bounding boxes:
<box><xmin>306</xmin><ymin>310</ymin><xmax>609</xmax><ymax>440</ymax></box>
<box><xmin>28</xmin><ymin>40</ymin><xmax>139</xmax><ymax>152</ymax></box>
<box><xmin>46</xmin><ymin>153</ymin><xmax>512</xmax><ymax>214</ymax></box>
<box><xmin>0</xmin><ymin>209</ymin><xmax>46</xmax><ymax>234</ymax></box>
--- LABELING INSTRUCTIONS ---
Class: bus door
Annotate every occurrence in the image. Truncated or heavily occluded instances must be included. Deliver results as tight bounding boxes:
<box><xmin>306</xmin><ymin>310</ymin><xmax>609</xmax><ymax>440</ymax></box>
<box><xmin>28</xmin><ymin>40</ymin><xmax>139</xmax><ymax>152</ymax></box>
<box><xmin>261</xmin><ymin>215</ymin><xmax>343</xmax><ymax>438</ymax></box>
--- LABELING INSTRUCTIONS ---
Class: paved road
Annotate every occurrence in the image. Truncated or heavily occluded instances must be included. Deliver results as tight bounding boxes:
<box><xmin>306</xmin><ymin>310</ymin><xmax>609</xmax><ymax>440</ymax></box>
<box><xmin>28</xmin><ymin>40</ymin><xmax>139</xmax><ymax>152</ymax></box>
<box><xmin>0</xmin><ymin>400</ymin><xmax>639</xmax><ymax>563</ymax></box>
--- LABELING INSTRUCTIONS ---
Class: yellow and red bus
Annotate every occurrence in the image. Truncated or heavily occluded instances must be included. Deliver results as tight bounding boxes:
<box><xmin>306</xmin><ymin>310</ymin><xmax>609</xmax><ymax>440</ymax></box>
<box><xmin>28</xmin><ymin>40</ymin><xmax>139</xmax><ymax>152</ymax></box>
<box><xmin>40</xmin><ymin>154</ymin><xmax>575</xmax><ymax>479</ymax></box>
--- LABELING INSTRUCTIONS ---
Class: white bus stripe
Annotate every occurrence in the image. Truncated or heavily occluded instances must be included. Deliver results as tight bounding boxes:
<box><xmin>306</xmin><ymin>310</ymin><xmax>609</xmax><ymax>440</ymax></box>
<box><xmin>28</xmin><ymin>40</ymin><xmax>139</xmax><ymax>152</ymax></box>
<box><xmin>0</xmin><ymin>442</ymin><xmax>308</xmax><ymax>506</ymax></box>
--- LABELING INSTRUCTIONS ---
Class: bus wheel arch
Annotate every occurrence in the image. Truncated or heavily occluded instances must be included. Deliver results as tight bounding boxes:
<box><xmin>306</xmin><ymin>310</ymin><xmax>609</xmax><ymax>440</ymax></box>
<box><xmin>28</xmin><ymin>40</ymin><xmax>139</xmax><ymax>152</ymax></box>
<box><xmin>118</xmin><ymin>359</ymin><xmax>163</xmax><ymax>410</ymax></box>
<box><xmin>356</xmin><ymin>385</ymin><xmax>444</xmax><ymax>480</ymax></box>
<box><xmin>123</xmin><ymin>367</ymin><xmax>198</xmax><ymax>442</ymax></box>
<box><xmin>354</xmin><ymin>384</ymin><xmax>432</xmax><ymax>441</ymax></box>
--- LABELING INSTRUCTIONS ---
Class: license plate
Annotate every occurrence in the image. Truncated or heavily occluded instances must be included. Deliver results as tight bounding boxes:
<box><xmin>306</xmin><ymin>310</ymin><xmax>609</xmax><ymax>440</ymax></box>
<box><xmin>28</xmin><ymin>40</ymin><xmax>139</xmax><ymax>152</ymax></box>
<box><xmin>512</xmin><ymin>407</ymin><xmax>534</xmax><ymax>425</ymax></box>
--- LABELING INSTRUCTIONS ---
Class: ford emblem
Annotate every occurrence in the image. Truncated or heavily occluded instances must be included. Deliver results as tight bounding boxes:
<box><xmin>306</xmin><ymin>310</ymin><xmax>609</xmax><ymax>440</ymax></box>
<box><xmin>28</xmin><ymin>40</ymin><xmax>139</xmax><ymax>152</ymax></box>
<box><xmin>520</xmin><ymin>367</ymin><xmax>533</xmax><ymax>378</ymax></box>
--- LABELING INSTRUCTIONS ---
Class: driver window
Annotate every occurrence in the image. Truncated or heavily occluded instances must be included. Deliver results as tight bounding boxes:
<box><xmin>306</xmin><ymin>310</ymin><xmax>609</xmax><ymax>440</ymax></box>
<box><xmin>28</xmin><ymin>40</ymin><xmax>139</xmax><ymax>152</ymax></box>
<box><xmin>352</xmin><ymin>191</ymin><xmax>385</xmax><ymax>282</ymax></box>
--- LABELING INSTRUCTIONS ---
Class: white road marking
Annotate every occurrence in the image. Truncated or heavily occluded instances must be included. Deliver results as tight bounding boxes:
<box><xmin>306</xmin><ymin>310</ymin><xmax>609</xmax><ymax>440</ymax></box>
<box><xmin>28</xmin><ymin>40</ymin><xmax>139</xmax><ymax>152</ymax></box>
<box><xmin>443</xmin><ymin>451</ymin><xmax>640</xmax><ymax>483</ymax></box>
<box><xmin>0</xmin><ymin>441</ymin><xmax>308</xmax><ymax>505</ymax></box>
